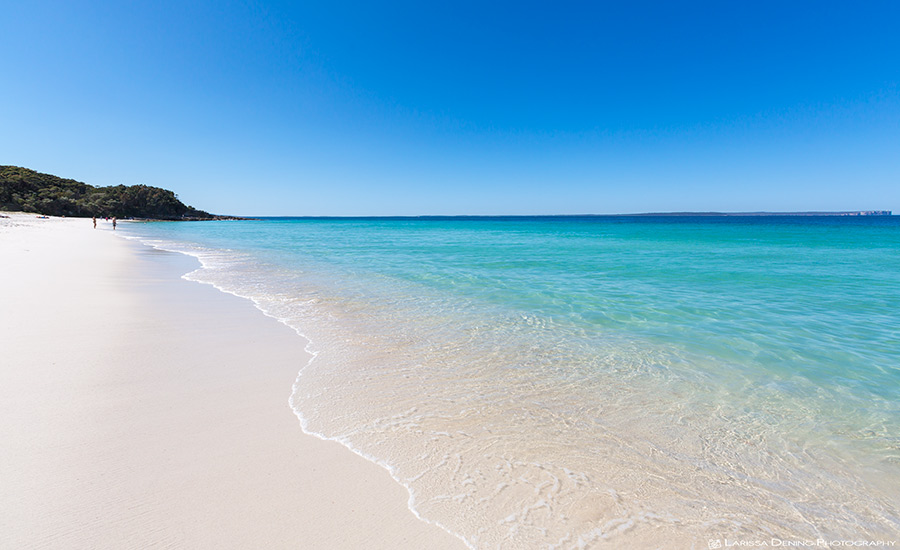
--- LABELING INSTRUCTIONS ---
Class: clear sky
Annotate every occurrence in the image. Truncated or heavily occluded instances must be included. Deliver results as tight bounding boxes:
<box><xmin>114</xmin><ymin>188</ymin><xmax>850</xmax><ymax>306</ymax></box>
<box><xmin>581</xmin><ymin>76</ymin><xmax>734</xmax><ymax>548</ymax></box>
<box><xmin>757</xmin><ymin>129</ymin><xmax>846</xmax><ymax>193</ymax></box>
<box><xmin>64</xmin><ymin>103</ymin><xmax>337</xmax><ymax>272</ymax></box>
<box><xmin>3</xmin><ymin>1</ymin><xmax>898</xmax><ymax>216</ymax></box>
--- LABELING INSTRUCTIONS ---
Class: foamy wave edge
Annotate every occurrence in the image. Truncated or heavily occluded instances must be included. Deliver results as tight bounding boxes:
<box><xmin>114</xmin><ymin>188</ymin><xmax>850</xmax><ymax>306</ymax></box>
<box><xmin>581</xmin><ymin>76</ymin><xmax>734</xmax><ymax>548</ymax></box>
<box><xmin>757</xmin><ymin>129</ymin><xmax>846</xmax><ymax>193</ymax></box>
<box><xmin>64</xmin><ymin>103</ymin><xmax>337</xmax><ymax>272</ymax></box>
<box><xmin>117</xmin><ymin>233</ymin><xmax>475</xmax><ymax>549</ymax></box>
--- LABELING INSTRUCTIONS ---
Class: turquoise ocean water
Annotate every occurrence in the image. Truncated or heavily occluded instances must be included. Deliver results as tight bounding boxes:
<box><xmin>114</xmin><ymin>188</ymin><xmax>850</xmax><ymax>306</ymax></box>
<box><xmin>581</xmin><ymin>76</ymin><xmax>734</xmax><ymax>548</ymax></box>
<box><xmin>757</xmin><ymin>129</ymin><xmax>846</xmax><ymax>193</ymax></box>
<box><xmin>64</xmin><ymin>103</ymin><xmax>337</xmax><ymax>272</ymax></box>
<box><xmin>122</xmin><ymin>216</ymin><xmax>900</xmax><ymax>548</ymax></box>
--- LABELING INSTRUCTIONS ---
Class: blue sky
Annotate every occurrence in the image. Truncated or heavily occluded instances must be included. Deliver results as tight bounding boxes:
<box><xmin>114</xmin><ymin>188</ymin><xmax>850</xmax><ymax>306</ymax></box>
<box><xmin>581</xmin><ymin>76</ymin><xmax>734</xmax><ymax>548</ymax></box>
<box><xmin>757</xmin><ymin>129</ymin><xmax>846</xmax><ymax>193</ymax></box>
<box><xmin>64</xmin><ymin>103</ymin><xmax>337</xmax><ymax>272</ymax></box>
<box><xmin>2</xmin><ymin>1</ymin><xmax>898</xmax><ymax>215</ymax></box>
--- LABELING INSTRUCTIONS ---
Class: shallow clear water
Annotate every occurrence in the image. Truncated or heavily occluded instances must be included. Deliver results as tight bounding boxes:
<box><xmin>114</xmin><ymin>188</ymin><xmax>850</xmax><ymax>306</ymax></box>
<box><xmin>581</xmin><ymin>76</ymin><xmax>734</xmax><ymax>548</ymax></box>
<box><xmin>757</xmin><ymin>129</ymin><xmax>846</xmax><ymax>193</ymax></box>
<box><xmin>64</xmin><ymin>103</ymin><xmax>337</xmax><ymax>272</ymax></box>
<box><xmin>122</xmin><ymin>216</ymin><xmax>900</xmax><ymax>548</ymax></box>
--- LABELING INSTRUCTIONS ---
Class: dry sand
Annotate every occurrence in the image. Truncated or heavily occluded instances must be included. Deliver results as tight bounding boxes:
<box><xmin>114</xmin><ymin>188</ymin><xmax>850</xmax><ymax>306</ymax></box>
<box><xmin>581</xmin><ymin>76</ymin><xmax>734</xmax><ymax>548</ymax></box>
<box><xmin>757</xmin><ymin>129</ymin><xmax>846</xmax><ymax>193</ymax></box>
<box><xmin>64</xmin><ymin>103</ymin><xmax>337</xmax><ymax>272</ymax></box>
<box><xmin>0</xmin><ymin>213</ymin><xmax>465</xmax><ymax>549</ymax></box>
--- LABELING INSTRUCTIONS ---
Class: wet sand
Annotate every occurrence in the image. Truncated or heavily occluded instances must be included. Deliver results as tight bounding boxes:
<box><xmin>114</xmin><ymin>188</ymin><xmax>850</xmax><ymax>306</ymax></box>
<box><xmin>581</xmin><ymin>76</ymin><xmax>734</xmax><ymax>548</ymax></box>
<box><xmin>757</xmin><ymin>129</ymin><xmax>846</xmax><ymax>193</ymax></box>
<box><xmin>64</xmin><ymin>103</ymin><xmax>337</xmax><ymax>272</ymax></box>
<box><xmin>0</xmin><ymin>213</ymin><xmax>465</xmax><ymax>549</ymax></box>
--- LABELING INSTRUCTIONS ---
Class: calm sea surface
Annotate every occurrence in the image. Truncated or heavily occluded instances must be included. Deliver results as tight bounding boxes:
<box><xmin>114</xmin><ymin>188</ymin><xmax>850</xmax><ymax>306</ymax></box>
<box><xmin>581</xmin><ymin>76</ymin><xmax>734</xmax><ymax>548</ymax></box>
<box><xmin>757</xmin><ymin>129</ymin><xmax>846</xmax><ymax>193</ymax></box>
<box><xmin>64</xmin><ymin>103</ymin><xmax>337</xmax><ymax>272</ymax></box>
<box><xmin>123</xmin><ymin>216</ymin><xmax>900</xmax><ymax>548</ymax></box>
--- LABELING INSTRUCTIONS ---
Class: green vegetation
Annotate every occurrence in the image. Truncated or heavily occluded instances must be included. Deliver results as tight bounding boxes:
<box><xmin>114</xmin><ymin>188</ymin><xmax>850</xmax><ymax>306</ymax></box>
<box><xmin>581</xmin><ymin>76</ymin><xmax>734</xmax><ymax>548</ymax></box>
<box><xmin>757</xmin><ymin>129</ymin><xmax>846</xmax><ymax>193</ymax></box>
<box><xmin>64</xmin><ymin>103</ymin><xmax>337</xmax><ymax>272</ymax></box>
<box><xmin>0</xmin><ymin>166</ymin><xmax>216</xmax><ymax>219</ymax></box>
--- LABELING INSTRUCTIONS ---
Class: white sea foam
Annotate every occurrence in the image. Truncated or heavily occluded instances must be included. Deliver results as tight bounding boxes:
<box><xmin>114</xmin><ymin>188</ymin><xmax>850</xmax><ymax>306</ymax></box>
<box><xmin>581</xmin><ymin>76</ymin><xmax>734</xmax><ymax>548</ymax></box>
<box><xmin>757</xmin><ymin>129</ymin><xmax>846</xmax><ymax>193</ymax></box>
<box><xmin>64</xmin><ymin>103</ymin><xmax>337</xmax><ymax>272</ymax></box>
<box><xmin>118</xmin><ymin>231</ymin><xmax>475</xmax><ymax>547</ymax></box>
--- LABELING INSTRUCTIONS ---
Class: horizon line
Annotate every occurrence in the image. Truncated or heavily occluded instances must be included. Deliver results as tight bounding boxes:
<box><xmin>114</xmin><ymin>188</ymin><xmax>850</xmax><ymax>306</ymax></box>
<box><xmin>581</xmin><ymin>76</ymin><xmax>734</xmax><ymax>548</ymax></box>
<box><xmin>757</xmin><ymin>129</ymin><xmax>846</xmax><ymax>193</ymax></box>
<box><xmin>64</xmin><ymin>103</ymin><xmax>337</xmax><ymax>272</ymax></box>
<box><xmin>236</xmin><ymin>210</ymin><xmax>894</xmax><ymax>219</ymax></box>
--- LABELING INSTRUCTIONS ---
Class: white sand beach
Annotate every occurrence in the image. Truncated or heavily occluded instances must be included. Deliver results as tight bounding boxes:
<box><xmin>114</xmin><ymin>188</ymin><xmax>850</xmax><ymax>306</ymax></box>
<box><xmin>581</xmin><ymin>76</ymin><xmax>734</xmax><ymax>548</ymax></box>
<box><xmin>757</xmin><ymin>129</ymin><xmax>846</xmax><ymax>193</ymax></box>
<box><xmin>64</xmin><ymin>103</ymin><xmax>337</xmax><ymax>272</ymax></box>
<box><xmin>0</xmin><ymin>213</ymin><xmax>464</xmax><ymax>549</ymax></box>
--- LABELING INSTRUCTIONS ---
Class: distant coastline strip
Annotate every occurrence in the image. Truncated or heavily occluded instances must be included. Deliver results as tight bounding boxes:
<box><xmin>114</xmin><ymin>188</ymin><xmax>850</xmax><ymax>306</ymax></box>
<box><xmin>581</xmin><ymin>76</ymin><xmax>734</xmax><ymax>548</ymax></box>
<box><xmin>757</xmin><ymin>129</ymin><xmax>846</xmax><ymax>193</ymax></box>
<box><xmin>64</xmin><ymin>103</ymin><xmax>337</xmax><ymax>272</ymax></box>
<box><xmin>616</xmin><ymin>210</ymin><xmax>892</xmax><ymax>217</ymax></box>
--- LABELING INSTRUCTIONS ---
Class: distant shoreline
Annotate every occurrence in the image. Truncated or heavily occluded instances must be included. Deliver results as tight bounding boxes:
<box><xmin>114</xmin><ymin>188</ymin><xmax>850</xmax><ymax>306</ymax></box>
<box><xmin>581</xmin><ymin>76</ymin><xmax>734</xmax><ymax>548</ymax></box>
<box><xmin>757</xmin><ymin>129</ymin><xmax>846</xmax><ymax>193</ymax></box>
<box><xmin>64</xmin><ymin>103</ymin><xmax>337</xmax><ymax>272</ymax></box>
<box><xmin>249</xmin><ymin>210</ymin><xmax>893</xmax><ymax>220</ymax></box>
<box><xmin>10</xmin><ymin>211</ymin><xmax>892</xmax><ymax>221</ymax></box>
<box><xmin>615</xmin><ymin>210</ymin><xmax>892</xmax><ymax>217</ymax></box>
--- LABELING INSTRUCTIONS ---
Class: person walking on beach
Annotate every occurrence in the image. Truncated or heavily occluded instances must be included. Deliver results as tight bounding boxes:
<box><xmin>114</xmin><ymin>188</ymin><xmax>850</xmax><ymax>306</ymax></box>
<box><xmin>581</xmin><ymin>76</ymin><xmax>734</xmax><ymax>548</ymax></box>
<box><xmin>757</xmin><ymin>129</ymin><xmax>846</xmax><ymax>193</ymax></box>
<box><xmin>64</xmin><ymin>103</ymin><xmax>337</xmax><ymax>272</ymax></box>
<box><xmin>92</xmin><ymin>216</ymin><xmax>97</xmax><ymax>229</ymax></box>
<box><xmin>112</xmin><ymin>217</ymin><xmax>117</xmax><ymax>230</ymax></box>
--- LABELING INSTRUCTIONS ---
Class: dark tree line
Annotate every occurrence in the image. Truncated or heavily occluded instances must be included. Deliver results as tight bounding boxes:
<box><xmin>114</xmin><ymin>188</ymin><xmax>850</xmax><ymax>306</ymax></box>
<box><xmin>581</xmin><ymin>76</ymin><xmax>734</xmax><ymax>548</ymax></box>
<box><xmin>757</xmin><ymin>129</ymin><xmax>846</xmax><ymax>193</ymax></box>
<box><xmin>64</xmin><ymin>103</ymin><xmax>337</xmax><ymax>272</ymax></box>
<box><xmin>0</xmin><ymin>166</ymin><xmax>214</xmax><ymax>219</ymax></box>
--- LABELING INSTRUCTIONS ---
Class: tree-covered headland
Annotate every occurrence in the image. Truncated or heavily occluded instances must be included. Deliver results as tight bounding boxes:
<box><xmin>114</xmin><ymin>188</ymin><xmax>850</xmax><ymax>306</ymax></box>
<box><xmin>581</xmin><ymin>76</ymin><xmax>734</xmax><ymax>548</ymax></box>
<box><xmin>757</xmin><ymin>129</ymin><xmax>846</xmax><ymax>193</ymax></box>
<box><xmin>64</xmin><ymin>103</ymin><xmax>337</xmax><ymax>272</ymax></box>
<box><xmin>0</xmin><ymin>166</ymin><xmax>228</xmax><ymax>220</ymax></box>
